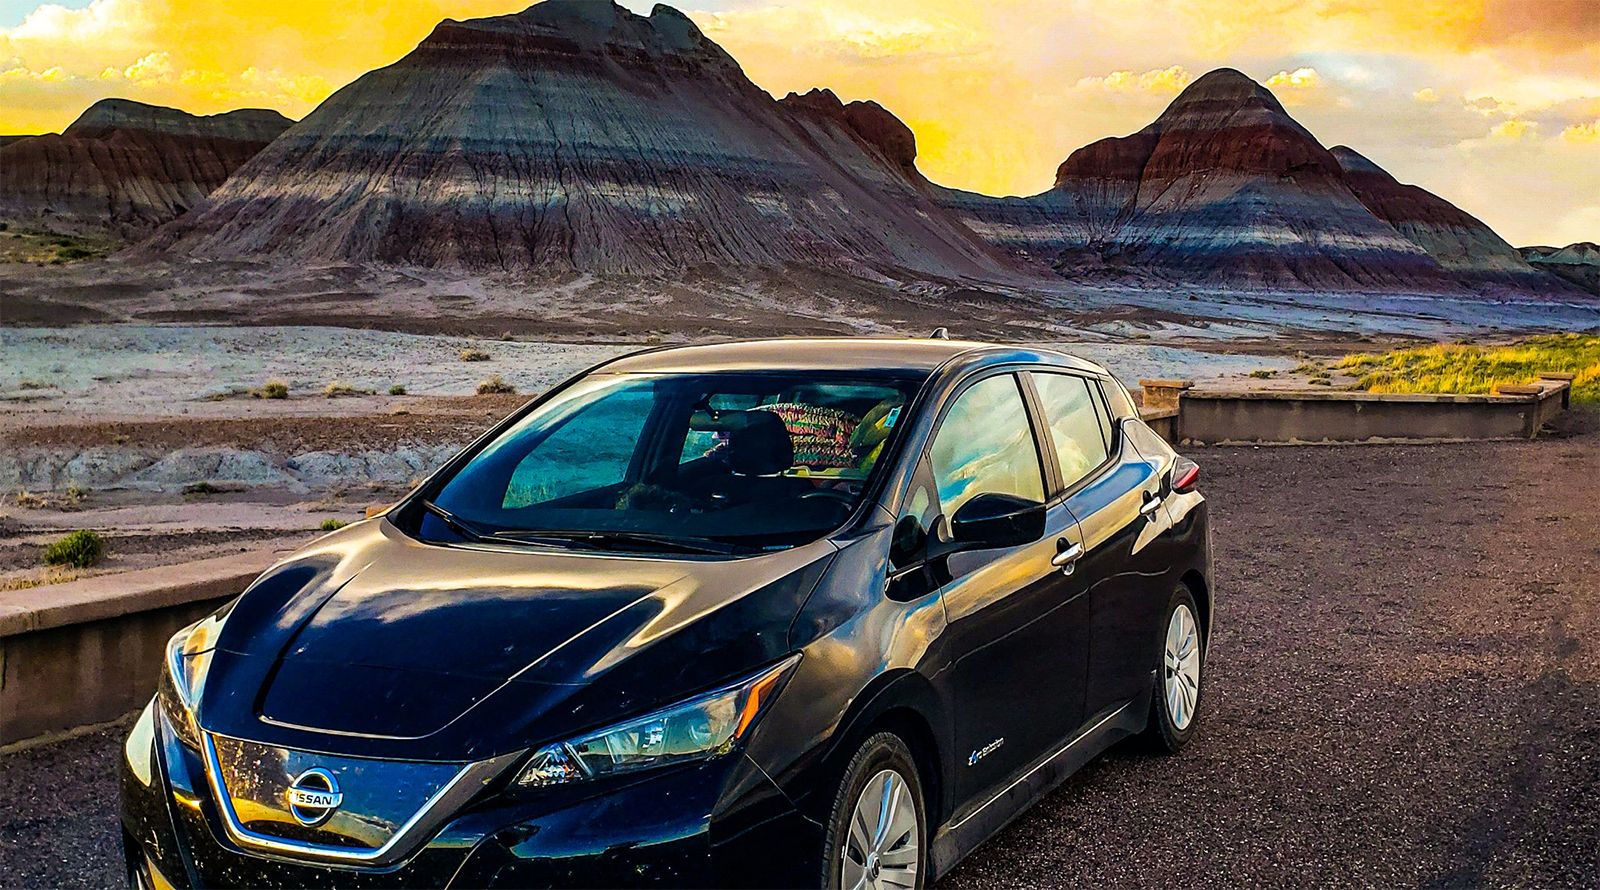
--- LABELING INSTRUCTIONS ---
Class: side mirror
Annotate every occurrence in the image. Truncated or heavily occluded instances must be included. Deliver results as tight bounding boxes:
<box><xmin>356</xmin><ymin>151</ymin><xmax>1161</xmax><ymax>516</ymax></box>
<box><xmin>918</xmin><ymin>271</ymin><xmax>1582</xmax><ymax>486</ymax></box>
<box><xmin>889</xmin><ymin>515</ymin><xmax>928</xmax><ymax>568</ymax></box>
<box><xmin>949</xmin><ymin>493</ymin><xmax>1046</xmax><ymax>550</ymax></box>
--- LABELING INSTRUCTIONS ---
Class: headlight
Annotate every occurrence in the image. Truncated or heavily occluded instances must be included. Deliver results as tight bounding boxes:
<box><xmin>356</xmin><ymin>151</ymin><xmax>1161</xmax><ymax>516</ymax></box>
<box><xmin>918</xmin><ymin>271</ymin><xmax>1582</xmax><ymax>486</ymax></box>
<box><xmin>515</xmin><ymin>655</ymin><xmax>799</xmax><ymax>789</ymax></box>
<box><xmin>159</xmin><ymin>612</ymin><xmax>225</xmax><ymax>748</ymax></box>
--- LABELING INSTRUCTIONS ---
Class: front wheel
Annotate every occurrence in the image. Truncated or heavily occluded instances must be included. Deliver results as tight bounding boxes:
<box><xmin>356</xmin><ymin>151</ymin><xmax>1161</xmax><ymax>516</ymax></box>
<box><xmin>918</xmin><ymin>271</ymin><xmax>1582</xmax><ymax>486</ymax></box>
<box><xmin>1142</xmin><ymin>586</ymin><xmax>1204</xmax><ymax>753</ymax></box>
<box><xmin>821</xmin><ymin>732</ymin><xmax>926</xmax><ymax>890</ymax></box>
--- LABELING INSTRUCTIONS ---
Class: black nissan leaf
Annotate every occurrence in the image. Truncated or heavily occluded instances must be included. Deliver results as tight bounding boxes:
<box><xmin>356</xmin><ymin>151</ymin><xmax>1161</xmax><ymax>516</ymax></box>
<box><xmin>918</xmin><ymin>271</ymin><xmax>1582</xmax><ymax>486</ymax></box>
<box><xmin>121</xmin><ymin>338</ymin><xmax>1212</xmax><ymax>889</ymax></box>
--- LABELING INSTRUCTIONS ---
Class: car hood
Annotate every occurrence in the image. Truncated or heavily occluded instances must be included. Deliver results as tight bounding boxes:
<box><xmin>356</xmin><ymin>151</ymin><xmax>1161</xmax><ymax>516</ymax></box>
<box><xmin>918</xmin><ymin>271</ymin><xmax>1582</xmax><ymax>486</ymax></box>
<box><xmin>196</xmin><ymin>519</ymin><xmax>834</xmax><ymax>761</ymax></box>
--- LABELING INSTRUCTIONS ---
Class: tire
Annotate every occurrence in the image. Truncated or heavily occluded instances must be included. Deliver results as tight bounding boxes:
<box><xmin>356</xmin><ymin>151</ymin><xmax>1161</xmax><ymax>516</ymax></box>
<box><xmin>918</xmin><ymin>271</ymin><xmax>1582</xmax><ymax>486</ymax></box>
<box><xmin>1141</xmin><ymin>585</ymin><xmax>1205</xmax><ymax>754</ymax></box>
<box><xmin>820</xmin><ymin>732</ymin><xmax>927</xmax><ymax>890</ymax></box>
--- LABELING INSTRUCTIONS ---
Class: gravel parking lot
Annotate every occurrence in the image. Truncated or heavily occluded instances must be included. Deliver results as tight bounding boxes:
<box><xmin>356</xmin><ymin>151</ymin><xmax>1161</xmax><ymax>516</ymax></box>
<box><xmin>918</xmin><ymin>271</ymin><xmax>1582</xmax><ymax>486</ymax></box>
<box><xmin>4</xmin><ymin>421</ymin><xmax>1597</xmax><ymax>889</ymax></box>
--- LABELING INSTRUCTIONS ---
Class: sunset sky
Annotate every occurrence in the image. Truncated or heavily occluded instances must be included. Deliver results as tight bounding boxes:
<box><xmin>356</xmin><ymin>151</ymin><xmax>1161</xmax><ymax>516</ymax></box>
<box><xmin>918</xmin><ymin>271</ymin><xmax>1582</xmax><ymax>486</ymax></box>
<box><xmin>2</xmin><ymin>0</ymin><xmax>1596</xmax><ymax>246</ymax></box>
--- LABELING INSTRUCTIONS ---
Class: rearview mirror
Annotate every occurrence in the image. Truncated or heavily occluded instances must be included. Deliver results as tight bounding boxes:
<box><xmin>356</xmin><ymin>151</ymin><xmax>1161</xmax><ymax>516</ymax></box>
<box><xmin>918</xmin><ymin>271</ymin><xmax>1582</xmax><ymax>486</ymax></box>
<box><xmin>949</xmin><ymin>493</ymin><xmax>1045</xmax><ymax>550</ymax></box>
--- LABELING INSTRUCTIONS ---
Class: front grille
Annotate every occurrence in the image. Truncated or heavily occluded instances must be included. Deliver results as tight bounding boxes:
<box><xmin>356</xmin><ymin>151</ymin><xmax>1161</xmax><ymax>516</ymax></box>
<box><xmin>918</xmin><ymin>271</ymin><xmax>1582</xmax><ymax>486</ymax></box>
<box><xmin>208</xmin><ymin>734</ymin><xmax>465</xmax><ymax>852</ymax></box>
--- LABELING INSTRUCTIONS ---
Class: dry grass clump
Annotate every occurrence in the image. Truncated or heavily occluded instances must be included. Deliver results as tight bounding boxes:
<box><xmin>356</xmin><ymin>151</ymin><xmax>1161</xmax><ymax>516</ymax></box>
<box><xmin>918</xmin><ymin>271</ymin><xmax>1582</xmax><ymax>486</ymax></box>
<box><xmin>322</xmin><ymin>380</ymin><xmax>374</xmax><ymax>398</ymax></box>
<box><xmin>1</xmin><ymin>567</ymin><xmax>84</xmax><ymax>591</ymax></box>
<box><xmin>476</xmin><ymin>374</ymin><xmax>516</xmax><ymax>395</ymax></box>
<box><xmin>10</xmin><ymin>490</ymin><xmax>49</xmax><ymax>509</ymax></box>
<box><xmin>1337</xmin><ymin>334</ymin><xmax>1600</xmax><ymax>402</ymax></box>
<box><xmin>460</xmin><ymin>347</ymin><xmax>491</xmax><ymax>362</ymax></box>
<box><xmin>319</xmin><ymin>518</ymin><xmax>350</xmax><ymax>532</ymax></box>
<box><xmin>254</xmin><ymin>379</ymin><xmax>290</xmax><ymax>399</ymax></box>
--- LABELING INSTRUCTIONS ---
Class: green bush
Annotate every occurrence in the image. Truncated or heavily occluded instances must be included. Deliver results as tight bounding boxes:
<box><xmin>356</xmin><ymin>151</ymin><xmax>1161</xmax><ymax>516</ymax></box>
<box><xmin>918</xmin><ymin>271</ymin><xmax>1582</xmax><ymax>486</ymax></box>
<box><xmin>43</xmin><ymin>529</ymin><xmax>104</xmax><ymax>568</ymax></box>
<box><xmin>57</xmin><ymin>246</ymin><xmax>92</xmax><ymax>260</ymax></box>
<box><xmin>183</xmin><ymin>481</ymin><xmax>221</xmax><ymax>496</ymax></box>
<box><xmin>259</xmin><ymin>379</ymin><xmax>289</xmax><ymax>399</ymax></box>
<box><xmin>319</xmin><ymin>518</ymin><xmax>350</xmax><ymax>532</ymax></box>
<box><xmin>388</xmin><ymin>384</ymin><xmax>406</xmax><ymax>396</ymax></box>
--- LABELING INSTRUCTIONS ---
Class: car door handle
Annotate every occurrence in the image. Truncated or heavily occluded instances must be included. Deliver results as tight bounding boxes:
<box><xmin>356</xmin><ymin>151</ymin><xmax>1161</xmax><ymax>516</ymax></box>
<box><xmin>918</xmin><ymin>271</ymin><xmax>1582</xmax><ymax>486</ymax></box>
<box><xmin>1140</xmin><ymin>493</ymin><xmax>1162</xmax><ymax>518</ymax></box>
<box><xmin>1051</xmin><ymin>540</ymin><xmax>1084</xmax><ymax>576</ymax></box>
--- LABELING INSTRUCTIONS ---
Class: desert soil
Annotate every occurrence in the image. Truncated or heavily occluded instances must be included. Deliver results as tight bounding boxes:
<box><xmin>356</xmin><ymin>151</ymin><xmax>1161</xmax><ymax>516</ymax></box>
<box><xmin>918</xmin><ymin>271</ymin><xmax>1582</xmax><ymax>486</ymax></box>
<box><xmin>3</xmin><ymin>414</ymin><xmax>1597</xmax><ymax>888</ymax></box>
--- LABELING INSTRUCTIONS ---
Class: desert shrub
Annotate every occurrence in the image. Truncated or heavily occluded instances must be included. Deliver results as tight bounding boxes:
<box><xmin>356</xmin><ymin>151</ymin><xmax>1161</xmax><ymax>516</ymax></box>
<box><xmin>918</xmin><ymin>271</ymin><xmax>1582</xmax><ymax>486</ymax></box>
<box><xmin>259</xmin><ymin>379</ymin><xmax>289</xmax><ymax>399</ymax></box>
<box><xmin>57</xmin><ymin>246</ymin><xmax>92</xmax><ymax>260</ymax></box>
<box><xmin>476</xmin><ymin>374</ymin><xmax>516</xmax><ymax>395</ymax></box>
<box><xmin>319</xmin><ymin>518</ymin><xmax>349</xmax><ymax>532</ymax></box>
<box><xmin>1308</xmin><ymin>378</ymin><xmax>1333</xmax><ymax>386</ymax></box>
<box><xmin>43</xmin><ymin>529</ymin><xmax>104</xmax><ymax>568</ymax></box>
<box><xmin>11</xmin><ymin>490</ymin><xmax>48</xmax><ymax>508</ymax></box>
<box><xmin>460</xmin><ymin>347</ymin><xmax>491</xmax><ymax>362</ymax></box>
<box><xmin>388</xmin><ymin>384</ymin><xmax>406</xmax><ymax>396</ymax></box>
<box><xmin>1247</xmin><ymin>370</ymin><xmax>1275</xmax><ymax>379</ymax></box>
<box><xmin>183</xmin><ymin>481</ymin><xmax>221</xmax><ymax>496</ymax></box>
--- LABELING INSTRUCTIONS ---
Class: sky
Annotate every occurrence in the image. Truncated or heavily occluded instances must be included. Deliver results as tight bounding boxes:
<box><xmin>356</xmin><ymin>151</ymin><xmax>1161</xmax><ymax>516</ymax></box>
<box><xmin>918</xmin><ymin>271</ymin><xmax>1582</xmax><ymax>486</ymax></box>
<box><xmin>1</xmin><ymin>0</ymin><xmax>1596</xmax><ymax>246</ymax></box>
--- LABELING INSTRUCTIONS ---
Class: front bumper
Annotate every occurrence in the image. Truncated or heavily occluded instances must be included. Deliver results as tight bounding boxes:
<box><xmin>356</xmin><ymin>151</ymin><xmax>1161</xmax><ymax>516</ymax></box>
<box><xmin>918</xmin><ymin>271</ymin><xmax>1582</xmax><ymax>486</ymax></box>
<box><xmin>120</xmin><ymin>701</ymin><xmax>819</xmax><ymax>888</ymax></box>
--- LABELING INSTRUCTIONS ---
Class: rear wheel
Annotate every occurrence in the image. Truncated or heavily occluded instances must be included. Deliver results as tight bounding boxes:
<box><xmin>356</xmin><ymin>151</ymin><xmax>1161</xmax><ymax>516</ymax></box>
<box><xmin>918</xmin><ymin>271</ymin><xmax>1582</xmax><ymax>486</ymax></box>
<box><xmin>821</xmin><ymin>732</ymin><xmax>926</xmax><ymax>890</ymax></box>
<box><xmin>1142</xmin><ymin>586</ymin><xmax>1204</xmax><ymax>753</ymax></box>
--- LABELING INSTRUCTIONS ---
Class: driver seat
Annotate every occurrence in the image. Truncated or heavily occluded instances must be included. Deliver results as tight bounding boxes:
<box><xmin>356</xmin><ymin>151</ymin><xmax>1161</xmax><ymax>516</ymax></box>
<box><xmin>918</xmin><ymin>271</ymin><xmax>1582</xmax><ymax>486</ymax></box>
<box><xmin>690</xmin><ymin>411</ymin><xmax>807</xmax><ymax>505</ymax></box>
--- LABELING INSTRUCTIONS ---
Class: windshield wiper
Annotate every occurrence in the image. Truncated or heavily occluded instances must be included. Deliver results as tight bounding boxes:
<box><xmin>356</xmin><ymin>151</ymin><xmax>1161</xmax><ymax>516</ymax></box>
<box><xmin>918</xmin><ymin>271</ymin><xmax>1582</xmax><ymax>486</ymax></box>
<box><xmin>418</xmin><ymin>499</ymin><xmax>502</xmax><ymax>545</ymax></box>
<box><xmin>490</xmin><ymin>529</ymin><xmax>751</xmax><ymax>556</ymax></box>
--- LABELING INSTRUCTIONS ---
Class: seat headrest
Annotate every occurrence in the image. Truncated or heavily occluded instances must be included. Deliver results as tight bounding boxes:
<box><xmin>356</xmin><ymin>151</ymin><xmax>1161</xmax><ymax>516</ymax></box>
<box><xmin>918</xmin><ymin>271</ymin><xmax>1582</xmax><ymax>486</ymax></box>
<box><xmin>727</xmin><ymin>410</ymin><xmax>793</xmax><ymax>476</ymax></box>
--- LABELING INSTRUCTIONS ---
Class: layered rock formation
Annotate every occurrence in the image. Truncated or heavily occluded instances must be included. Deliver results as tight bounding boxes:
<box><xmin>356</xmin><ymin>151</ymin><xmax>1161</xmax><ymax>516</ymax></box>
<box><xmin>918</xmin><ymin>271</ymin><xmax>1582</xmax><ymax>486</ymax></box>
<box><xmin>139</xmin><ymin>7</ymin><xmax>1577</xmax><ymax>297</ymax></box>
<box><xmin>156</xmin><ymin>1</ymin><xmax>1011</xmax><ymax>279</ymax></box>
<box><xmin>1329</xmin><ymin>146</ymin><xmax>1558</xmax><ymax>291</ymax></box>
<box><xmin>938</xmin><ymin>69</ymin><xmax>1584</xmax><ymax>295</ymax></box>
<box><xmin>937</xmin><ymin>69</ymin><xmax>1460</xmax><ymax>291</ymax></box>
<box><xmin>1521</xmin><ymin>243</ymin><xmax>1600</xmax><ymax>295</ymax></box>
<box><xmin>0</xmin><ymin>99</ymin><xmax>291</xmax><ymax>235</ymax></box>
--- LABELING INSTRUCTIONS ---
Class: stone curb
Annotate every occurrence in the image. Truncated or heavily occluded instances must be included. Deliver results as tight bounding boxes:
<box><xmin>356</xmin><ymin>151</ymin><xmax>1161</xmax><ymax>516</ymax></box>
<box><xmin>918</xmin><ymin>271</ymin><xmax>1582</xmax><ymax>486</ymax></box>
<box><xmin>0</xmin><ymin>549</ymin><xmax>283</xmax><ymax>638</ymax></box>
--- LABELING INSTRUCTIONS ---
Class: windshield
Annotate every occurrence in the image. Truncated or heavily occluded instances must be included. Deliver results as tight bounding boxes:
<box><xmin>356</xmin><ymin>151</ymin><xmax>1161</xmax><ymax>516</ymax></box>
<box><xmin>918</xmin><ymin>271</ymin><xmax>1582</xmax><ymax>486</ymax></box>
<box><xmin>407</xmin><ymin>371</ymin><xmax>922</xmax><ymax>552</ymax></box>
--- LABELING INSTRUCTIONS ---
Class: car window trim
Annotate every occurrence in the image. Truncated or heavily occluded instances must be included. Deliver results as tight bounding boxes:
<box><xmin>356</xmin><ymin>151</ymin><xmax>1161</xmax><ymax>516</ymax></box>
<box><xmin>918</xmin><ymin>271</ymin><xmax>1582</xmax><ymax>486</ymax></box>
<box><xmin>1023</xmin><ymin>370</ymin><xmax>1121</xmax><ymax>506</ymax></box>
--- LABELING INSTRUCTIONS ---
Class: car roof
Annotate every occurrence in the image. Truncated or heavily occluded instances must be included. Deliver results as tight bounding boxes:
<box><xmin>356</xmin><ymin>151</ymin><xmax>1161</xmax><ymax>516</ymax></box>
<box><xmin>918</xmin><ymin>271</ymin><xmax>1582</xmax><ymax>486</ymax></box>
<box><xmin>597</xmin><ymin>338</ymin><xmax>1112</xmax><ymax>377</ymax></box>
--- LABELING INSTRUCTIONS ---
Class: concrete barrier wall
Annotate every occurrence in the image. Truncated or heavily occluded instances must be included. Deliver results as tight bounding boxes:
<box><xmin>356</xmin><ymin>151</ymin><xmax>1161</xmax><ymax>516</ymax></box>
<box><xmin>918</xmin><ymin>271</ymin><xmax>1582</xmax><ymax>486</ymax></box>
<box><xmin>1139</xmin><ymin>407</ymin><xmax>1178</xmax><ymax>442</ymax></box>
<box><xmin>1153</xmin><ymin>379</ymin><xmax>1571</xmax><ymax>445</ymax></box>
<box><xmin>0</xmin><ymin>550</ymin><xmax>278</xmax><ymax>748</ymax></box>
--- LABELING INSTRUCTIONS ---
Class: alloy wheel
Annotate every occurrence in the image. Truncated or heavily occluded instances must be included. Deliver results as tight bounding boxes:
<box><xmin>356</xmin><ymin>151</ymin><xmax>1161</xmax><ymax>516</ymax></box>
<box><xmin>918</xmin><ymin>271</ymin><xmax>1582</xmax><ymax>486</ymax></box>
<box><xmin>1164</xmin><ymin>603</ymin><xmax>1202</xmax><ymax>730</ymax></box>
<box><xmin>841</xmin><ymin>768</ymin><xmax>920</xmax><ymax>890</ymax></box>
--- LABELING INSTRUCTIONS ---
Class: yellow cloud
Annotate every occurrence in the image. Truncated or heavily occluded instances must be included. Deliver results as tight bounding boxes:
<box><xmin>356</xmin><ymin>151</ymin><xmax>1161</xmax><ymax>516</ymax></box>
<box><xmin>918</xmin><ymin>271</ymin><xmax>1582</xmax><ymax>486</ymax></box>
<box><xmin>1266</xmin><ymin>67</ymin><xmax>1321</xmax><ymax>90</ymax></box>
<box><xmin>1489</xmin><ymin>119</ymin><xmax>1537</xmax><ymax>140</ymax></box>
<box><xmin>1562</xmin><ymin>121</ymin><xmax>1600</xmax><ymax>144</ymax></box>
<box><xmin>121</xmin><ymin>50</ymin><xmax>173</xmax><ymax>83</ymax></box>
<box><xmin>1074</xmin><ymin>66</ymin><xmax>1193</xmax><ymax>94</ymax></box>
<box><xmin>0</xmin><ymin>0</ymin><xmax>532</xmax><ymax>132</ymax></box>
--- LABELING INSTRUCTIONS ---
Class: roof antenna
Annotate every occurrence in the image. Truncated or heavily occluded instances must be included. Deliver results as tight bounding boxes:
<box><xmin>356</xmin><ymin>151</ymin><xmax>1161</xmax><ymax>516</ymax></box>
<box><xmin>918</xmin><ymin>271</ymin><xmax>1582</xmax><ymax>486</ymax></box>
<box><xmin>929</xmin><ymin>327</ymin><xmax>950</xmax><ymax>340</ymax></box>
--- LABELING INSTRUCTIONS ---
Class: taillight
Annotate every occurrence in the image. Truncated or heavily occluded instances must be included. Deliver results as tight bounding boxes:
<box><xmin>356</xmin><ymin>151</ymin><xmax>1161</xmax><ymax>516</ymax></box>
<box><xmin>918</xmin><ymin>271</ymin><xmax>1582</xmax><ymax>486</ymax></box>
<box><xmin>1171</xmin><ymin>455</ymin><xmax>1200</xmax><ymax>493</ymax></box>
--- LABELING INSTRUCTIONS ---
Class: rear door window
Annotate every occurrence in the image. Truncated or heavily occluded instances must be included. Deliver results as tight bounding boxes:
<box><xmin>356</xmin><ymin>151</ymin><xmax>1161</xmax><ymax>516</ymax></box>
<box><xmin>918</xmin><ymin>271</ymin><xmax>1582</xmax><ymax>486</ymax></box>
<box><xmin>1030</xmin><ymin>372</ymin><xmax>1112</xmax><ymax>490</ymax></box>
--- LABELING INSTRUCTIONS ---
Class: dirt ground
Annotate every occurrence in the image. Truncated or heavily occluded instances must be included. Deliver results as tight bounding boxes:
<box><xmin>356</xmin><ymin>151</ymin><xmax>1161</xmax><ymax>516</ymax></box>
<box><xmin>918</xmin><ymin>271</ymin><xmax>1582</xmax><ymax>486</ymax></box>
<box><xmin>2</xmin><ymin>414</ymin><xmax>1597</xmax><ymax>888</ymax></box>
